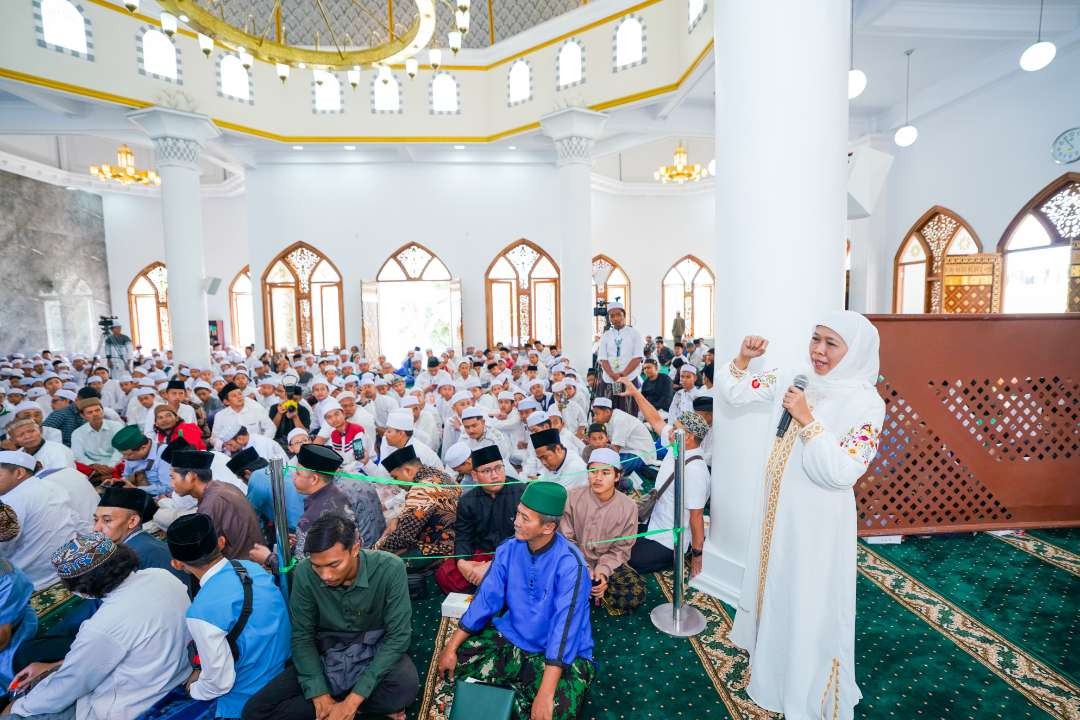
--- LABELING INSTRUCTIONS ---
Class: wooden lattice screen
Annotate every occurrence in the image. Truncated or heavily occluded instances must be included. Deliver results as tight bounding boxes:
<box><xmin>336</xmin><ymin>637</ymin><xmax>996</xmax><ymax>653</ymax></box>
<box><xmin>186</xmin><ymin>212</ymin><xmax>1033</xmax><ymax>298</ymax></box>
<box><xmin>856</xmin><ymin>315</ymin><xmax>1080</xmax><ymax>536</ymax></box>
<box><xmin>941</xmin><ymin>254</ymin><xmax>1002</xmax><ymax>314</ymax></box>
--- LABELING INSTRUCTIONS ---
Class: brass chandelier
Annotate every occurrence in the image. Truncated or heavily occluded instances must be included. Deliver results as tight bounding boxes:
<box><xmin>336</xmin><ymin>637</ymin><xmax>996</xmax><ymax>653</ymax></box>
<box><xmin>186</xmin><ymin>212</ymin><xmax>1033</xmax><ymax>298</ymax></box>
<box><xmin>90</xmin><ymin>145</ymin><xmax>161</xmax><ymax>186</ymax></box>
<box><xmin>653</xmin><ymin>141</ymin><xmax>707</xmax><ymax>185</ymax></box>
<box><xmin>148</xmin><ymin>0</ymin><xmax>476</xmax><ymax>79</ymax></box>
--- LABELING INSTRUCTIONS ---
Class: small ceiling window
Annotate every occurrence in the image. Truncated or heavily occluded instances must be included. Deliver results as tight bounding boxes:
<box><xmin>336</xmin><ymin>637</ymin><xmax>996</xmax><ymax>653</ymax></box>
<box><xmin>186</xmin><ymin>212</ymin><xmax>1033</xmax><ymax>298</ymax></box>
<box><xmin>431</xmin><ymin>72</ymin><xmax>460</xmax><ymax>114</ymax></box>
<box><xmin>40</xmin><ymin>0</ymin><xmax>90</xmax><ymax>56</ymax></box>
<box><xmin>507</xmin><ymin>59</ymin><xmax>531</xmax><ymax>106</ymax></box>
<box><xmin>614</xmin><ymin>15</ymin><xmax>645</xmax><ymax>71</ymax></box>
<box><xmin>140</xmin><ymin>27</ymin><xmax>179</xmax><ymax>82</ymax></box>
<box><xmin>557</xmin><ymin>39</ymin><xmax>583</xmax><ymax>89</ymax></box>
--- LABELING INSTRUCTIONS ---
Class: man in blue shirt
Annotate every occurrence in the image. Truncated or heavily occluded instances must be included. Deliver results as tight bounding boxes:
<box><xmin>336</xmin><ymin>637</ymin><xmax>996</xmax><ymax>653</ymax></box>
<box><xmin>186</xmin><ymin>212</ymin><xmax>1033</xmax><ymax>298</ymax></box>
<box><xmin>225</xmin><ymin>447</ymin><xmax>303</xmax><ymax>531</ymax></box>
<box><xmin>109</xmin><ymin>425</ymin><xmax>170</xmax><ymax>496</ymax></box>
<box><xmin>167</xmin><ymin>513</ymin><xmax>291</xmax><ymax>719</ymax></box>
<box><xmin>437</xmin><ymin>481</ymin><xmax>595</xmax><ymax>720</ymax></box>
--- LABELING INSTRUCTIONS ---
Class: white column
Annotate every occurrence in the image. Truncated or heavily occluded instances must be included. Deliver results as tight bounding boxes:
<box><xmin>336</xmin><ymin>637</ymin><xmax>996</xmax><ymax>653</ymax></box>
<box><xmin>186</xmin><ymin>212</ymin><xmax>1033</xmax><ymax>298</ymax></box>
<box><xmin>128</xmin><ymin>107</ymin><xmax>221</xmax><ymax>367</ymax></box>
<box><xmin>540</xmin><ymin>108</ymin><xmax>608</xmax><ymax>373</ymax></box>
<box><xmin>692</xmin><ymin>1</ymin><xmax>849</xmax><ymax>604</ymax></box>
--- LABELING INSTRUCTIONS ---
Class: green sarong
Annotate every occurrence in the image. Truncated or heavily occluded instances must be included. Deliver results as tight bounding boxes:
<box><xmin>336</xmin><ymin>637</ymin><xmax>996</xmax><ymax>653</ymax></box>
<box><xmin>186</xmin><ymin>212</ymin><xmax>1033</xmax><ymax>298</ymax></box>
<box><xmin>456</xmin><ymin>625</ymin><xmax>595</xmax><ymax>720</ymax></box>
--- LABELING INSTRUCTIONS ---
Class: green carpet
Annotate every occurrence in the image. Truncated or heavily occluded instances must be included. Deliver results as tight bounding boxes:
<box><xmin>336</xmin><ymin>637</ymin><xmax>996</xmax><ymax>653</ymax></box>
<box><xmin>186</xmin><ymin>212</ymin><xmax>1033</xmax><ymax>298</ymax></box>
<box><xmin>1029</xmin><ymin>527</ymin><xmax>1080</xmax><ymax>556</ymax></box>
<box><xmin>864</xmin><ymin>533</ymin><xmax>1079</xmax><ymax>682</ymax></box>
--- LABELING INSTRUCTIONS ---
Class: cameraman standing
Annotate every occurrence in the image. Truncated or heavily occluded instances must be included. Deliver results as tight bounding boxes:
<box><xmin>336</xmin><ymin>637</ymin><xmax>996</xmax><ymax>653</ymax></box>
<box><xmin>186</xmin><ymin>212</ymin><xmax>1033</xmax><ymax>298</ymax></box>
<box><xmin>103</xmin><ymin>321</ymin><xmax>133</xmax><ymax>375</ymax></box>
<box><xmin>269</xmin><ymin>384</ymin><xmax>311</xmax><ymax>446</ymax></box>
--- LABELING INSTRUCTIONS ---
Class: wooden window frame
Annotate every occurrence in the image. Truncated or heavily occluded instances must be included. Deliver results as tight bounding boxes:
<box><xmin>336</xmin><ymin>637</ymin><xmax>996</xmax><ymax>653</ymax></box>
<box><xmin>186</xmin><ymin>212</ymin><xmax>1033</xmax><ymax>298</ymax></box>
<box><xmin>484</xmin><ymin>239</ymin><xmax>561</xmax><ymax>348</ymax></box>
<box><xmin>592</xmin><ymin>254</ymin><xmax>631</xmax><ymax>334</ymax></box>
<box><xmin>660</xmin><ymin>254</ymin><xmax>714</xmax><ymax>339</ymax></box>
<box><xmin>260</xmin><ymin>241</ymin><xmax>345</xmax><ymax>353</ymax></box>
<box><xmin>228</xmin><ymin>265</ymin><xmax>251</xmax><ymax>348</ymax></box>
<box><xmin>893</xmin><ymin>206</ymin><xmax>982</xmax><ymax>313</ymax></box>
<box><xmin>127</xmin><ymin>260</ymin><xmax>169</xmax><ymax>350</ymax></box>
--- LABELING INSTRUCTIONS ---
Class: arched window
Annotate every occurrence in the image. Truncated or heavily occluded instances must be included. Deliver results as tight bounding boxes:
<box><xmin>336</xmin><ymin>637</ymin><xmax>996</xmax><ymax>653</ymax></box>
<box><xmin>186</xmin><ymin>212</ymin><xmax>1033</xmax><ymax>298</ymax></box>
<box><xmin>219</xmin><ymin>54</ymin><xmax>251</xmax><ymax>102</ymax></box>
<box><xmin>662</xmin><ymin>255</ymin><xmax>713</xmax><ymax>339</ymax></box>
<box><xmin>688</xmin><ymin>0</ymin><xmax>706</xmax><ymax>31</ymax></box>
<box><xmin>128</xmin><ymin>262</ymin><xmax>170</xmax><ymax>350</ymax></box>
<box><xmin>507</xmin><ymin>59</ymin><xmax>531</xmax><ymax>105</ymax></box>
<box><xmin>557</xmin><ymin>39</ymin><xmax>584</xmax><ymax>89</ymax></box>
<box><xmin>486</xmin><ymin>240</ymin><xmax>560</xmax><ymax>347</ymax></box>
<box><xmin>140</xmin><ymin>28</ymin><xmax>179</xmax><ymax>82</ymax></box>
<box><xmin>613</xmin><ymin>15</ymin><xmax>645</xmax><ymax>71</ymax></box>
<box><xmin>313</xmin><ymin>70</ymin><xmax>343</xmax><ymax>113</ymax></box>
<box><xmin>373</xmin><ymin>243</ymin><xmax>460</xmax><ymax>361</ymax></box>
<box><xmin>431</xmin><ymin>72</ymin><xmax>459</xmax><ymax>114</ymax></box>
<box><xmin>894</xmin><ymin>207</ymin><xmax>983</xmax><ymax>313</ymax></box>
<box><xmin>229</xmin><ymin>266</ymin><xmax>255</xmax><ymax>349</ymax></box>
<box><xmin>592</xmin><ymin>255</ymin><xmax>631</xmax><ymax>335</ymax></box>
<box><xmin>372</xmin><ymin>71</ymin><xmax>402</xmax><ymax>113</ymax></box>
<box><xmin>999</xmin><ymin>173</ymin><xmax>1079</xmax><ymax>313</ymax></box>
<box><xmin>261</xmin><ymin>242</ymin><xmax>344</xmax><ymax>352</ymax></box>
<box><xmin>40</xmin><ymin>0</ymin><xmax>89</xmax><ymax>56</ymax></box>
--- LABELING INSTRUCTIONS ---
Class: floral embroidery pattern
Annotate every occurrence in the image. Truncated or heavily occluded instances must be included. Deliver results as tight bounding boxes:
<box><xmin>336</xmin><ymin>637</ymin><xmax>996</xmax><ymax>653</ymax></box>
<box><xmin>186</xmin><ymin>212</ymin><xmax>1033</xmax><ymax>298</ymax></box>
<box><xmin>751</xmin><ymin>371</ymin><xmax>778</xmax><ymax>390</ymax></box>
<box><xmin>839</xmin><ymin>423</ymin><xmax>880</xmax><ymax>466</ymax></box>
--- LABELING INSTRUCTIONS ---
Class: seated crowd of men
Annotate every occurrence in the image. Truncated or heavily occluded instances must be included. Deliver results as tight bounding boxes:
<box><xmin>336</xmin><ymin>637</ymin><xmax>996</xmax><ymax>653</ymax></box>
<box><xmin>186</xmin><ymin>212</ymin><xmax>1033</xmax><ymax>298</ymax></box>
<box><xmin>0</xmin><ymin>332</ymin><xmax>715</xmax><ymax>720</ymax></box>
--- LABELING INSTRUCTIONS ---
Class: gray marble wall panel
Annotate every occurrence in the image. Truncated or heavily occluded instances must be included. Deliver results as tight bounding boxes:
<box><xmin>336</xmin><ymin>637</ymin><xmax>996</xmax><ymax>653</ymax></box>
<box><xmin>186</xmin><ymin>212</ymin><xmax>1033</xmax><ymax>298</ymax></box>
<box><xmin>0</xmin><ymin>169</ymin><xmax>111</xmax><ymax>355</ymax></box>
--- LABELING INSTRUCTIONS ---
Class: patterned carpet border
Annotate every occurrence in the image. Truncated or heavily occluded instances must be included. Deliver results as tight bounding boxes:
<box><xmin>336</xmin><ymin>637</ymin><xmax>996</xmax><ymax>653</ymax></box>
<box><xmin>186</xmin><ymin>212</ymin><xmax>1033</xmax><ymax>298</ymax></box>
<box><xmin>29</xmin><ymin>582</ymin><xmax>74</xmax><ymax>618</ymax></box>
<box><xmin>986</xmin><ymin>532</ymin><xmax>1080</xmax><ymax>579</ymax></box>
<box><xmin>654</xmin><ymin>572</ymin><xmax>779</xmax><ymax>720</ymax></box>
<box><xmin>417</xmin><ymin>615</ymin><xmax>457</xmax><ymax>720</ymax></box>
<box><xmin>857</xmin><ymin>545</ymin><xmax>1080</xmax><ymax>720</ymax></box>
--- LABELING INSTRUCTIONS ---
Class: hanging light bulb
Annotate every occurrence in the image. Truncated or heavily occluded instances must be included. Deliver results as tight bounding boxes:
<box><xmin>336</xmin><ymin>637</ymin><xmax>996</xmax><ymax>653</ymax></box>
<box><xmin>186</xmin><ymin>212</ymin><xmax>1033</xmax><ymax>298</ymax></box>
<box><xmin>405</xmin><ymin>57</ymin><xmax>419</xmax><ymax>79</ymax></box>
<box><xmin>847</xmin><ymin>1</ymin><xmax>866</xmax><ymax>99</ymax></box>
<box><xmin>455</xmin><ymin>10</ymin><xmax>470</xmax><ymax>34</ymax></box>
<box><xmin>123</xmin><ymin>0</ymin><xmax>139</xmax><ymax>13</ymax></box>
<box><xmin>159</xmin><ymin>12</ymin><xmax>178</xmax><ymax>37</ymax></box>
<box><xmin>448</xmin><ymin>31</ymin><xmax>462</xmax><ymax>54</ymax></box>
<box><xmin>456</xmin><ymin>0</ymin><xmax>470</xmax><ymax>11</ymax></box>
<box><xmin>894</xmin><ymin>49</ymin><xmax>918</xmax><ymax>148</ymax></box>
<box><xmin>238</xmin><ymin>48</ymin><xmax>253</xmax><ymax>69</ymax></box>
<box><xmin>429</xmin><ymin>48</ymin><xmax>442</xmax><ymax>71</ymax></box>
<box><xmin>276</xmin><ymin>63</ymin><xmax>290</xmax><ymax>83</ymax></box>
<box><xmin>347</xmin><ymin>68</ymin><xmax>360</xmax><ymax>89</ymax></box>
<box><xmin>197</xmin><ymin>33</ymin><xmax>214</xmax><ymax>58</ymax></box>
<box><xmin>1020</xmin><ymin>0</ymin><xmax>1056</xmax><ymax>72</ymax></box>
<box><xmin>378</xmin><ymin>64</ymin><xmax>393</xmax><ymax>85</ymax></box>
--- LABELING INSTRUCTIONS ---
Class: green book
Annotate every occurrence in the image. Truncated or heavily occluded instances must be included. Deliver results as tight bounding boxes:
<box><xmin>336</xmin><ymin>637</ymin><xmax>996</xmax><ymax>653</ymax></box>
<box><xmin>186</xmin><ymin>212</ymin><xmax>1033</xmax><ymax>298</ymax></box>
<box><xmin>448</xmin><ymin>679</ymin><xmax>515</xmax><ymax>720</ymax></box>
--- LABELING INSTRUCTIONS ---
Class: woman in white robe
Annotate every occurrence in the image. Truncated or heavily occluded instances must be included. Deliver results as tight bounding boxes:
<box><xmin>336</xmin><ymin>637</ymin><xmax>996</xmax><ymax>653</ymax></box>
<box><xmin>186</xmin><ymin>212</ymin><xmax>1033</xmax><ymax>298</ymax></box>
<box><xmin>718</xmin><ymin>310</ymin><xmax>884</xmax><ymax>720</ymax></box>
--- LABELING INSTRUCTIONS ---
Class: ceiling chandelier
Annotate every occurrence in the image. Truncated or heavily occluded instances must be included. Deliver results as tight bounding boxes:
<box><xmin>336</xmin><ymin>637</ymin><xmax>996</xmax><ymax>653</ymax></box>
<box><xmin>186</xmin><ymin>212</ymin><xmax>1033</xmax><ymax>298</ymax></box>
<box><xmin>89</xmin><ymin>145</ymin><xmax>161</xmax><ymax>186</ymax></box>
<box><xmin>151</xmin><ymin>0</ymin><xmax>473</xmax><ymax>78</ymax></box>
<box><xmin>653</xmin><ymin>142</ymin><xmax>707</xmax><ymax>184</ymax></box>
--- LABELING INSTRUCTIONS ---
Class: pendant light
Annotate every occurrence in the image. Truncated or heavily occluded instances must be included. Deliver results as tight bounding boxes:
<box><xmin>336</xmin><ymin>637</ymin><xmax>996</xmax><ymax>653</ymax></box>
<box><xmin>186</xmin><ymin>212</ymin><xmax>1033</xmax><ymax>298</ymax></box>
<box><xmin>1020</xmin><ymin>0</ymin><xmax>1056</xmax><ymax>72</ymax></box>
<box><xmin>847</xmin><ymin>1</ymin><xmax>866</xmax><ymax>100</ymax></box>
<box><xmin>894</xmin><ymin>49</ymin><xmax>918</xmax><ymax>148</ymax></box>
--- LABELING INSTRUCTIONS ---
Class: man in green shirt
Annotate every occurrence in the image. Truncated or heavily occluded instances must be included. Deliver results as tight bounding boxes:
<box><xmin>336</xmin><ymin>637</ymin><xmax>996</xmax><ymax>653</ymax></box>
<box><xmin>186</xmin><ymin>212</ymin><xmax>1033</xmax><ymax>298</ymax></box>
<box><xmin>243</xmin><ymin>513</ymin><xmax>418</xmax><ymax>720</ymax></box>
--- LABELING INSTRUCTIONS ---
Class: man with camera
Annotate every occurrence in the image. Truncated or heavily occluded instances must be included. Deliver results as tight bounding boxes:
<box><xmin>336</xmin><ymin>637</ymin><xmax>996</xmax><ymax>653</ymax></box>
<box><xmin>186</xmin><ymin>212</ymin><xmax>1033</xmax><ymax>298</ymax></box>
<box><xmin>101</xmin><ymin>320</ymin><xmax>133</xmax><ymax>376</ymax></box>
<box><xmin>269</xmin><ymin>384</ymin><xmax>311</xmax><ymax>445</ymax></box>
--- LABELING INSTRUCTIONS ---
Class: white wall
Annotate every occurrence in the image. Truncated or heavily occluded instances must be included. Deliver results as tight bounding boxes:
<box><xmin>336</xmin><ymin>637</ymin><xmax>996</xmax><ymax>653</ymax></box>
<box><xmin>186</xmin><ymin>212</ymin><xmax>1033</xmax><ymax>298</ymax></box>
<box><xmin>102</xmin><ymin>193</ymin><xmax>248</xmax><ymax>348</ymax></box>
<box><xmin>856</xmin><ymin>44</ymin><xmax>1080</xmax><ymax>313</ymax></box>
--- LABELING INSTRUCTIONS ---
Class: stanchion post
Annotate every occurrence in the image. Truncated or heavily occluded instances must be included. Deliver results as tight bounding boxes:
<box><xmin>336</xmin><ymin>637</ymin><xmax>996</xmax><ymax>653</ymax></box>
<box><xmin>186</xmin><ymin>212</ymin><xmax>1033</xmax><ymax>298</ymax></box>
<box><xmin>268</xmin><ymin>458</ymin><xmax>293</xmax><ymax>598</ymax></box>
<box><xmin>650</xmin><ymin>428</ymin><xmax>706</xmax><ymax>637</ymax></box>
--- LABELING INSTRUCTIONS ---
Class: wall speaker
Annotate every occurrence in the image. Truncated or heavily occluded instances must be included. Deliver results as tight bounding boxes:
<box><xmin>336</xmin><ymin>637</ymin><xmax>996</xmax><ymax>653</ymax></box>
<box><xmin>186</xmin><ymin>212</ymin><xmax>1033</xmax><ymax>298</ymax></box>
<box><xmin>203</xmin><ymin>277</ymin><xmax>223</xmax><ymax>295</ymax></box>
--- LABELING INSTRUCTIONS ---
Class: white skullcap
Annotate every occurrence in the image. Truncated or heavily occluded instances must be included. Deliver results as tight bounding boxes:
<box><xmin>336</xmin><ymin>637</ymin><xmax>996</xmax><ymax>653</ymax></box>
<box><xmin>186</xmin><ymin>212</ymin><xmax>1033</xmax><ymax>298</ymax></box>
<box><xmin>443</xmin><ymin>441</ymin><xmax>472</xmax><ymax>468</ymax></box>
<box><xmin>461</xmin><ymin>407</ymin><xmax>485</xmax><ymax>420</ymax></box>
<box><xmin>320</xmin><ymin>398</ymin><xmax>343</xmax><ymax>420</ymax></box>
<box><xmin>526</xmin><ymin>411</ymin><xmax>548</xmax><ymax>427</ymax></box>
<box><xmin>193</xmin><ymin>380</ymin><xmax>212</xmax><ymax>391</ymax></box>
<box><xmin>592</xmin><ymin>397</ymin><xmax>613</xmax><ymax>409</ymax></box>
<box><xmin>258</xmin><ymin>375</ymin><xmax>278</xmax><ymax>386</ymax></box>
<box><xmin>12</xmin><ymin>401</ymin><xmax>40</xmax><ymax>414</ymax></box>
<box><xmin>336</xmin><ymin>391</ymin><xmax>356</xmax><ymax>401</ymax></box>
<box><xmin>215</xmin><ymin>420</ymin><xmax>243</xmax><ymax>442</ymax></box>
<box><xmin>517</xmin><ymin>398</ymin><xmax>539</xmax><ymax>411</ymax></box>
<box><xmin>310</xmin><ymin>376</ymin><xmax>330</xmax><ymax>388</ymax></box>
<box><xmin>287</xmin><ymin>428</ymin><xmax>310</xmax><ymax>443</ymax></box>
<box><xmin>588</xmin><ymin>447</ymin><xmax>621</xmax><ymax>468</ymax></box>
<box><xmin>546</xmin><ymin>406</ymin><xmax>563</xmax><ymax>419</ymax></box>
<box><xmin>26</xmin><ymin>388</ymin><xmax>46</xmax><ymax>399</ymax></box>
<box><xmin>464</xmin><ymin>378</ymin><xmax>481</xmax><ymax>389</ymax></box>
<box><xmin>497</xmin><ymin>391</ymin><xmax>516</xmax><ymax>401</ymax></box>
<box><xmin>528</xmin><ymin>379</ymin><xmax>545</xmax><ymax>389</ymax></box>
<box><xmin>551</xmin><ymin>381</ymin><xmax>567</xmax><ymax>392</ymax></box>
<box><xmin>450</xmin><ymin>391</ymin><xmax>472</xmax><ymax>406</ymax></box>
<box><xmin>343</xmin><ymin>375</ymin><xmax>360</xmax><ymax>384</ymax></box>
<box><xmin>85</xmin><ymin>375</ymin><xmax>103</xmax><ymax>385</ymax></box>
<box><xmin>54</xmin><ymin>389</ymin><xmax>77</xmax><ymax>401</ymax></box>
<box><xmin>0</xmin><ymin>450</ymin><xmax>35</xmax><ymax>471</ymax></box>
<box><xmin>387</xmin><ymin>409</ymin><xmax>414</xmax><ymax>431</ymax></box>
<box><xmin>359</xmin><ymin>376</ymin><xmax>375</xmax><ymax>387</ymax></box>
<box><xmin>680</xmin><ymin>364</ymin><xmax>698</xmax><ymax>375</ymax></box>
<box><xmin>606</xmin><ymin>302</ymin><xmax>625</xmax><ymax>312</ymax></box>
<box><xmin>400</xmin><ymin>396</ymin><xmax>419</xmax><ymax>408</ymax></box>
<box><xmin>373</xmin><ymin>378</ymin><xmax>387</xmax><ymax>387</ymax></box>
<box><xmin>134</xmin><ymin>387</ymin><xmax>156</xmax><ymax>398</ymax></box>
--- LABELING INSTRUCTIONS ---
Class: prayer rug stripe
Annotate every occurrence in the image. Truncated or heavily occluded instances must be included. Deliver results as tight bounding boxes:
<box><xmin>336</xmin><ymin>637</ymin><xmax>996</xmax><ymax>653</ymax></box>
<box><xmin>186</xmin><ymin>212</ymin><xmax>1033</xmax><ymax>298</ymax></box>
<box><xmin>864</xmin><ymin>534</ymin><xmax>1079</xmax><ymax>681</ymax></box>
<box><xmin>987</xmin><ymin>532</ymin><xmax>1080</xmax><ymax>579</ymax></box>
<box><xmin>857</xmin><ymin>545</ymin><xmax>1080</xmax><ymax>720</ymax></box>
<box><xmin>1029</xmin><ymin>528</ymin><xmax>1080</xmax><ymax>557</ymax></box>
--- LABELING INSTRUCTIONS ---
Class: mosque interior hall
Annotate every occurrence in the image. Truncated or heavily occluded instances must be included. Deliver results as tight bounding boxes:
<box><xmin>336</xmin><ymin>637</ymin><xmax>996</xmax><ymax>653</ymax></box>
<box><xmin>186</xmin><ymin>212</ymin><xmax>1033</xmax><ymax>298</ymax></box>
<box><xmin>0</xmin><ymin>0</ymin><xmax>1077</xmax><ymax>718</ymax></box>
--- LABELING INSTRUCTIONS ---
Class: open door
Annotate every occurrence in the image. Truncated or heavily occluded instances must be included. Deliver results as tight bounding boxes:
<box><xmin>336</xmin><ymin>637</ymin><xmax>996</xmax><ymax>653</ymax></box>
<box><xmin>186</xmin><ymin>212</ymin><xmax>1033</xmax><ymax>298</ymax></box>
<box><xmin>360</xmin><ymin>280</ymin><xmax>380</xmax><ymax>357</ymax></box>
<box><xmin>450</xmin><ymin>278</ymin><xmax>464</xmax><ymax>354</ymax></box>
<box><xmin>941</xmin><ymin>254</ymin><xmax>1002</xmax><ymax>313</ymax></box>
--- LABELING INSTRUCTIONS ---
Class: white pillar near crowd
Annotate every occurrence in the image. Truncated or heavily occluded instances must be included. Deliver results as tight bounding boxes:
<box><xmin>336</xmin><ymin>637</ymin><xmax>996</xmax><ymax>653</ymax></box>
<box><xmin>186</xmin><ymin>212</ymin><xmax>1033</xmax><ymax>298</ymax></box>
<box><xmin>540</xmin><ymin>108</ymin><xmax>608</xmax><ymax>373</ymax></box>
<box><xmin>692</xmin><ymin>1</ymin><xmax>849</xmax><ymax>604</ymax></box>
<box><xmin>128</xmin><ymin>107</ymin><xmax>221</xmax><ymax>368</ymax></box>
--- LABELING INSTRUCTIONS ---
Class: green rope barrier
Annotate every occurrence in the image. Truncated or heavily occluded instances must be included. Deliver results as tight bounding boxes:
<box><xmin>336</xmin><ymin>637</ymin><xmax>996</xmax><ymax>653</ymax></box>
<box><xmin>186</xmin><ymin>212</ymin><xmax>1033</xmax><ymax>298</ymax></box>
<box><xmin>398</xmin><ymin>527</ymin><xmax>684</xmax><ymax>562</ymax></box>
<box><xmin>277</xmin><ymin>556</ymin><xmax>299</xmax><ymax>574</ymax></box>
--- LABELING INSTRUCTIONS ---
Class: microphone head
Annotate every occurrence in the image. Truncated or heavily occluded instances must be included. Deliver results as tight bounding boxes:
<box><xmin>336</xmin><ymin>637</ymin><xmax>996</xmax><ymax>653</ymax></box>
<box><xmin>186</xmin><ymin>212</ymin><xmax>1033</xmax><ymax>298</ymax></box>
<box><xmin>793</xmin><ymin>374</ymin><xmax>809</xmax><ymax>390</ymax></box>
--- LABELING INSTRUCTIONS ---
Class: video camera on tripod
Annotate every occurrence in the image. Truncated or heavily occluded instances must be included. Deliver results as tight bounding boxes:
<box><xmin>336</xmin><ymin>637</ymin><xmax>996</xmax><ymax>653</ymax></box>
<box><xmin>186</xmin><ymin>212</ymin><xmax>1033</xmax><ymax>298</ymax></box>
<box><xmin>97</xmin><ymin>315</ymin><xmax>118</xmax><ymax>337</ymax></box>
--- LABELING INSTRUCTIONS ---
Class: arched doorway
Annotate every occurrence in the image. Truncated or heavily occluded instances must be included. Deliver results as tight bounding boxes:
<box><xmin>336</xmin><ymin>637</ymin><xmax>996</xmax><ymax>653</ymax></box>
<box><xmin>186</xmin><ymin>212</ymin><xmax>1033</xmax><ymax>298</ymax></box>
<box><xmin>485</xmin><ymin>240</ymin><xmax>561</xmax><ymax>347</ymax></box>
<box><xmin>128</xmin><ymin>261</ymin><xmax>170</xmax><ymax>350</ymax></box>
<box><xmin>661</xmin><ymin>255</ymin><xmax>713</xmax><ymax>340</ymax></box>
<box><xmin>228</xmin><ymin>266</ymin><xmax>255</xmax><ymax>349</ymax></box>
<box><xmin>592</xmin><ymin>255</ymin><xmax>631</xmax><ymax>335</ymax></box>
<box><xmin>261</xmin><ymin>242</ymin><xmax>344</xmax><ymax>352</ymax></box>
<box><xmin>362</xmin><ymin>243</ymin><xmax>463</xmax><ymax>362</ymax></box>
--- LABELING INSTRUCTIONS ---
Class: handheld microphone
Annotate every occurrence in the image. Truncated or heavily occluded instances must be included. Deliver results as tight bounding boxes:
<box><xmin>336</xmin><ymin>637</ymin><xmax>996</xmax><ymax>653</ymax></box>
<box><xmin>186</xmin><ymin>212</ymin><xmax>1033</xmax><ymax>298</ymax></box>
<box><xmin>776</xmin><ymin>374</ymin><xmax>809</xmax><ymax>438</ymax></box>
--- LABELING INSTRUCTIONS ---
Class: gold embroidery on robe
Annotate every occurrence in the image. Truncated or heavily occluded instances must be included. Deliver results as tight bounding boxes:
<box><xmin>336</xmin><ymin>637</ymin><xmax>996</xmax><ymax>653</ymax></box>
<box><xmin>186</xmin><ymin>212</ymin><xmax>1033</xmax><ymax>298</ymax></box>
<box><xmin>754</xmin><ymin>420</ymin><xmax>801</xmax><ymax>621</ymax></box>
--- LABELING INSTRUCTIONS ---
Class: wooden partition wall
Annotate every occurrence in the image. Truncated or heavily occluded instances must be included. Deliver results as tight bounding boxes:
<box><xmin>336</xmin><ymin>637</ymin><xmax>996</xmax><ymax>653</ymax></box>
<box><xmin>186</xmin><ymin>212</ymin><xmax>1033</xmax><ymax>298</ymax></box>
<box><xmin>857</xmin><ymin>315</ymin><xmax>1079</xmax><ymax>536</ymax></box>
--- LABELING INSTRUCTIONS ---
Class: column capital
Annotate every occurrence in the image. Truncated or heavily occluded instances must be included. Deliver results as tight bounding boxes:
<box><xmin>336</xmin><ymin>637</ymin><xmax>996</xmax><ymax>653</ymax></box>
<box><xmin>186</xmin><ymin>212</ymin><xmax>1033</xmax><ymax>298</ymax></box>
<box><xmin>540</xmin><ymin>107</ymin><xmax>608</xmax><ymax>166</ymax></box>
<box><xmin>127</xmin><ymin>107</ymin><xmax>220</xmax><ymax>170</ymax></box>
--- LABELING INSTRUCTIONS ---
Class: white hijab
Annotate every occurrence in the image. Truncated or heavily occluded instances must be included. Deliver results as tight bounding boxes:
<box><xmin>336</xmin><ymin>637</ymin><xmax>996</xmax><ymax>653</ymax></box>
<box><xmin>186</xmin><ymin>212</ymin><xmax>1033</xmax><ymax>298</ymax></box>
<box><xmin>805</xmin><ymin>310</ymin><xmax>880</xmax><ymax>398</ymax></box>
